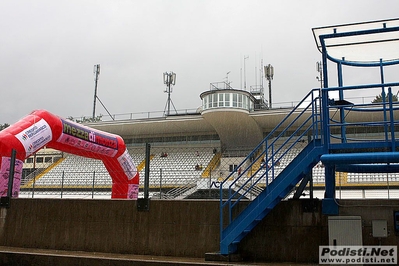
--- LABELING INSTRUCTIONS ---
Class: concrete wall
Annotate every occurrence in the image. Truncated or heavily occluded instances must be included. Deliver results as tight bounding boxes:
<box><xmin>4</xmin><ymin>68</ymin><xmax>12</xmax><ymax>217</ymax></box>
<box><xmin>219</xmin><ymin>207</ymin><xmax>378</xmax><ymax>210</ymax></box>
<box><xmin>0</xmin><ymin>199</ymin><xmax>220</xmax><ymax>258</ymax></box>
<box><xmin>1</xmin><ymin>198</ymin><xmax>399</xmax><ymax>263</ymax></box>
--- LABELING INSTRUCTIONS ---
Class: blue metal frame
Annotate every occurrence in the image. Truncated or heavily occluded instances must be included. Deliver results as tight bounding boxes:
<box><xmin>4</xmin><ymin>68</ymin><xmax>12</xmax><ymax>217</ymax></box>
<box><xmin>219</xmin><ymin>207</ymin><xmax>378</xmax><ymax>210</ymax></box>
<box><xmin>219</xmin><ymin>18</ymin><xmax>399</xmax><ymax>256</ymax></box>
<box><xmin>219</xmin><ymin>89</ymin><xmax>324</xmax><ymax>254</ymax></box>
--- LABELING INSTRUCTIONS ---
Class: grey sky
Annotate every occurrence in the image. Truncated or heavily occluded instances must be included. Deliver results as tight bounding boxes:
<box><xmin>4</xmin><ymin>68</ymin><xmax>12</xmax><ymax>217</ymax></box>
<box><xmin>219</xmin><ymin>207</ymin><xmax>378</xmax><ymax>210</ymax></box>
<box><xmin>1</xmin><ymin>0</ymin><xmax>398</xmax><ymax>124</ymax></box>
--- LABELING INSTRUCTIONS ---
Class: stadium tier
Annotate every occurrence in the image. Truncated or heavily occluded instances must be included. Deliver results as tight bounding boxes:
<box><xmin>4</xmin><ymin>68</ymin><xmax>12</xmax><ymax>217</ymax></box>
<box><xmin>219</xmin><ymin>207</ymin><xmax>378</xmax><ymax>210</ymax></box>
<box><xmin>20</xmin><ymin>141</ymin><xmax>399</xmax><ymax>199</ymax></box>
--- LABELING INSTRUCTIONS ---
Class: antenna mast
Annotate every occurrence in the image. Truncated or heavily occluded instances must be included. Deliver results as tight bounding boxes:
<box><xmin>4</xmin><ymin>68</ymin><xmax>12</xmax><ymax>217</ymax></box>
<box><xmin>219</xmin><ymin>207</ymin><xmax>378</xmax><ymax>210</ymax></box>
<box><xmin>91</xmin><ymin>64</ymin><xmax>114</xmax><ymax>121</ymax></box>
<box><xmin>92</xmin><ymin>64</ymin><xmax>100</xmax><ymax>119</ymax></box>
<box><xmin>265</xmin><ymin>64</ymin><xmax>274</xmax><ymax>109</ymax></box>
<box><xmin>163</xmin><ymin>71</ymin><xmax>177</xmax><ymax>116</ymax></box>
<box><xmin>244</xmin><ymin>55</ymin><xmax>249</xmax><ymax>90</ymax></box>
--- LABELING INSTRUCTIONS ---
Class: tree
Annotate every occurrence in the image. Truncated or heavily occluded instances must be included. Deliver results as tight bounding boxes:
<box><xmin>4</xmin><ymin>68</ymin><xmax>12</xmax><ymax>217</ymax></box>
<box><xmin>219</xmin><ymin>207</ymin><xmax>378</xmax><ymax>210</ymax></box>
<box><xmin>372</xmin><ymin>92</ymin><xmax>398</xmax><ymax>103</ymax></box>
<box><xmin>0</xmin><ymin>123</ymin><xmax>9</xmax><ymax>131</ymax></box>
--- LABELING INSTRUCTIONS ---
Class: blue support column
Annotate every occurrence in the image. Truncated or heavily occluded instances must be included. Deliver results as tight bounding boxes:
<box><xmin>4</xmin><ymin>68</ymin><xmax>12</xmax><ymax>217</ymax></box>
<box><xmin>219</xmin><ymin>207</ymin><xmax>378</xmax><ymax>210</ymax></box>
<box><xmin>322</xmin><ymin>164</ymin><xmax>338</xmax><ymax>215</ymax></box>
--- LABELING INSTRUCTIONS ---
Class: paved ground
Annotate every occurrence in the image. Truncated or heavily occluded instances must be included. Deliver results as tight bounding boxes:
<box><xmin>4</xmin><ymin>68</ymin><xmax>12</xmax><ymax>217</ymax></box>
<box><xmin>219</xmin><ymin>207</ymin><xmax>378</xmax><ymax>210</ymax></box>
<box><xmin>0</xmin><ymin>246</ymin><xmax>320</xmax><ymax>266</ymax></box>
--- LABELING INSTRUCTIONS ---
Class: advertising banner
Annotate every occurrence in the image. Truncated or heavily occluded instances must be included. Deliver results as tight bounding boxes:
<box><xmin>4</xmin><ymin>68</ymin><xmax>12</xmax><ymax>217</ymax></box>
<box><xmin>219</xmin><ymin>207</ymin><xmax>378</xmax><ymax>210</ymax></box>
<box><xmin>57</xmin><ymin>119</ymin><xmax>118</xmax><ymax>157</ymax></box>
<box><xmin>15</xmin><ymin>119</ymin><xmax>52</xmax><ymax>157</ymax></box>
<box><xmin>0</xmin><ymin>157</ymin><xmax>23</xmax><ymax>197</ymax></box>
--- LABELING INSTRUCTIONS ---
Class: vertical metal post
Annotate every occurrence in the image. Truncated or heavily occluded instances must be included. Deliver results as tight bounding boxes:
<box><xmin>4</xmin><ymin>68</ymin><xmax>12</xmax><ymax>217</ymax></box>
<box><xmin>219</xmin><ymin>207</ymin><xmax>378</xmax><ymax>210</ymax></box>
<box><xmin>138</xmin><ymin>143</ymin><xmax>151</xmax><ymax>211</ymax></box>
<box><xmin>309</xmin><ymin>171</ymin><xmax>313</xmax><ymax>199</ymax></box>
<box><xmin>380</xmin><ymin>59</ymin><xmax>389</xmax><ymax>142</ymax></box>
<box><xmin>324</xmin><ymin>165</ymin><xmax>335</xmax><ymax>199</ymax></box>
<box><xmin>7</xmin><ymin>149</ymin><xmax>17</xmax><ymax>199</ymax></box>
<box><xmin>321</xmin><ymin>38</ymin><xmax>330</xmax><ymax>150</ymax></box>
<box><xmin>208</xmin><ymin>168</ymin><xmax>212</xmax><ymax>198</ymax></box>
<box><xmin>322</xmin><ymin>164</ymin><xmax>339</xmax><ymax>215</ymax></box>
<box><xmin>268</xmin><ymin>79</ymin><xmax>271</xmax><ymax>109</ymax></box>
<box><xmin>167</xmin><ymin>82</ymin><xmax>171</xmax><ymax>116</ymax></box>
<box><xmin>337</xmin><ymin>61</ymin><xmax>347</xmax><ymax>143</ymax></box>
<box><xmin>388</xmin><ymin>87</ymin><xmax>396</xmax><ymax>151</ymax></box>
<box><xmin>144</xmin><ymin>143</ymin><xmax>151</xmax><ymax>199</ymax></box>
<box><xmin>307</xmin><ymin>133</ymin><xmax>314</xmax><ymax>200</ymax></box>
<box><xmin>159</xmin><ymin>168</ymin><xmax>162</xmax><ymax>199</ymax></box>
<box><xmin>92</xmin><ymin>171</ymin><xmax>96</xmax><ymax>199</ymax></box>
<box><xmin>60</xmin><ymin>171</ymin><xmax>64</xmax><ymax>198</ymax></box>
<box><xmin>32</xmin><ymin>173</ymin><xmax>35</xmax><ymax>198</ymax></box>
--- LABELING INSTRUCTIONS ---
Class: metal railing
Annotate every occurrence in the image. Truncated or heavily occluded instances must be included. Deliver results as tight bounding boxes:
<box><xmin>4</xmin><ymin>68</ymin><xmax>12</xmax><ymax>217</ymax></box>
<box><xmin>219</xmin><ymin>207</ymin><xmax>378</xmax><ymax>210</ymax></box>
<box><xmin>220</xmin><ymin>88</ymin><xmax>322</xmax><ymax>225</ymax></box>
<box><xmin>71</xmin><ymin>95</ymin><xmax>382</xmax><ymax>122</ymax></box>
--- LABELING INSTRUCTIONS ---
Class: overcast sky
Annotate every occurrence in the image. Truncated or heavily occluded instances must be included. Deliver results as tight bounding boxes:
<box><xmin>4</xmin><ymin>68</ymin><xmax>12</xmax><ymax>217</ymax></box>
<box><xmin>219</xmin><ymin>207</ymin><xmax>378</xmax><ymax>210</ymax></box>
<box><xmin>1</xmin><ymin>0</ymin><xmax>398</xmax><ymax>124</ymax></box>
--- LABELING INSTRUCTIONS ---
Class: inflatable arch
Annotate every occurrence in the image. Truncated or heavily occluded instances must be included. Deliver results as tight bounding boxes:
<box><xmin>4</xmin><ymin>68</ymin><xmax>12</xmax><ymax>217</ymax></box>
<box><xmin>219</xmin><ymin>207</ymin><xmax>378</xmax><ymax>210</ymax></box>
<box><xmin>0</xmin><ymin>109</ymin><xmax>139</xmax><ymax>199</ymax></box>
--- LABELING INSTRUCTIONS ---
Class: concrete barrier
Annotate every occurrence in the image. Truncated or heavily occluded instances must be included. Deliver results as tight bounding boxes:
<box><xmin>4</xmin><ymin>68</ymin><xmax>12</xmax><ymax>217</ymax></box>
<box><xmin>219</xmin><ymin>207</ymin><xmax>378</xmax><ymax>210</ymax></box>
<box><xmin>0</xmin><ymin>198</ymin><xmax>398</xmax><ymax>264</ymax></box>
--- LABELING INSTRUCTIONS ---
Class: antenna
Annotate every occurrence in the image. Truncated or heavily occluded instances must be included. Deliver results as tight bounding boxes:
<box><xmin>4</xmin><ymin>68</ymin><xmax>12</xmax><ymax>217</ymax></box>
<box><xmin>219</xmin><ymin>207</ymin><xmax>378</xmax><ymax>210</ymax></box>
<box><xmin>264</xmin><ymin>64</ymin><xmax>274</xmax><ymax>109</ymax></box>
<box><xmin>260</xmin><ymin>58</ymin><xmax>264</xmax><ymax>88</ymax></box>
<box><xmin>163</xmin><ymin>71</ymin><xmax>177</xmax><ymax>116</ymax></box>
<box><xmin>225</xmin><ymin>71</ymin><xmax>231</xmax><ymax>87</ymax></box>
<box><xmin>92</xmin><ymin>64</ymin><xmax>114</xmax><ymax>121</ymax></box>
<box><xmin>255</xmin><ymin>65</ymin><xmax>257</xmax><ymax>88</ymax></box>
<box><xmin>244</xmin><ymin>55</ymin><xmax>249</xmax><ymax>90</ymax></box>
<box><xmin>92</xmin><ymin>64</ymin><xmax>100</xmax><ymax>119</ymax></box>
<box><xmin>240</xmin><ymin>67</ymin><xmax>242</xmax><ymax>90</ymax></box>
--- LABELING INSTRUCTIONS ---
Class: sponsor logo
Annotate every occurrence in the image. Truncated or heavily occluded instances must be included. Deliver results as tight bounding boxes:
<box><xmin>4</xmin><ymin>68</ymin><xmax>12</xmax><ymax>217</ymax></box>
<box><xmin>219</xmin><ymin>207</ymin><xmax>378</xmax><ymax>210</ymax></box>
<box><xmin>61</xmin><ymin>119</ymin><xmax>118</xmax><ymax>150</ymax></box>
<box><xmin>15</xmin><ymin>119</ymin><xmax>52</xmax><ymax>156</ymax></box>
<box><xmin>20</xmin><ymin>124</ymin><xmax>48</xmax><ymax>141</ymax></box>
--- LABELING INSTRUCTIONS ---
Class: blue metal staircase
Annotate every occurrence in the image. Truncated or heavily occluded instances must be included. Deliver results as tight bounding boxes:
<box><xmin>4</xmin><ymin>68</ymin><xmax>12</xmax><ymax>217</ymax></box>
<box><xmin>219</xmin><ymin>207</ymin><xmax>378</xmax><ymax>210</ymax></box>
<box><xmin>218</xmin><ymin>18</ymin><xmax>399</xmax><ymax>256</ymax></box>
<box><xmin>220</xmin><ymin>88</ymin><xmax>325</xmax><ymax>254</ymax></box>
<box><xmin>220</xmin><ymin>139</ymin><xmax>324</xmax><ymax>254</ymax></box>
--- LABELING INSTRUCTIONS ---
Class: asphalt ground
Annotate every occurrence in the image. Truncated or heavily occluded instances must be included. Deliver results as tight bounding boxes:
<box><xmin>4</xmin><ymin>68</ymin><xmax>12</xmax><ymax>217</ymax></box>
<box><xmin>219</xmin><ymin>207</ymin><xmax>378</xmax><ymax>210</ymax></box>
<box><xmin>0</xmin><ymin>246</ymin><xmax>320</xmax><ymax>266</ymax></box>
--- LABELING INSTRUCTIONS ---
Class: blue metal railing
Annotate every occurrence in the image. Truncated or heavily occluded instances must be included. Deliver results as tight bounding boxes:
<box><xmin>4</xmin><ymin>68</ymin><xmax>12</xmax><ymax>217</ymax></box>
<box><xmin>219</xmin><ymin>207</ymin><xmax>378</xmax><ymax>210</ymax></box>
<box><xmin>219</xmin><ymin>83</ymin><xmax>399</xmax><ymax>254</ymax></box>
<box><xmin>322</xmin><ymin>84</ymin><xmax>399</xmax><ymax>151</ymax></box>
<box><xmin>219</xmin><ymin>88</ymin><xmax>322</xmax><ymax>230</ymax></box>
<box><xmin>219</xmin><ymin>18</ymin><xmax>399</xmax><ymax>256</ymax></box>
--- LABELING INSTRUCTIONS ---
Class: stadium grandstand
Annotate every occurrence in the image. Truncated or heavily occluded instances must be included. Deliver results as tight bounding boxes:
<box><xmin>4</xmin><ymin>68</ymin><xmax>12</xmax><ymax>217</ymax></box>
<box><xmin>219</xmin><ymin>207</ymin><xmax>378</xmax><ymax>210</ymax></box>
<box><xmin>19</xmin><ymin>83</ymin><xmax>399</xmax><ymax>200</ymax></box>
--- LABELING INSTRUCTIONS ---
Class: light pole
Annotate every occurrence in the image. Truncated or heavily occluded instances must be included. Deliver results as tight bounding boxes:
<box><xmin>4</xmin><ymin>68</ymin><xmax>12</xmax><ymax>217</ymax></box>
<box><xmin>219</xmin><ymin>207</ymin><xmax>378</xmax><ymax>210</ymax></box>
<box><xmin>265</xmin><ymin>64</ymin><xmax>274</xmax><ymax>109</ymax></box>
<box><xmin>163</xmin><ymin>71</ymin><xmax>176</xmax><ymax>116</ymax></box>
<box><xmin>92</xmin><ymin>64</ymin><xmax>100</xmax><ymax>119</ymax></box>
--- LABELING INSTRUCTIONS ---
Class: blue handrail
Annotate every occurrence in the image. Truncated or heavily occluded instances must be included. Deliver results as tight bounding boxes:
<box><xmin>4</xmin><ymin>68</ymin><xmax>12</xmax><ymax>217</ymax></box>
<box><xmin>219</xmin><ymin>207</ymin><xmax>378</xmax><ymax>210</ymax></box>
<box><xmin>220</xmin><ymin>88</ymin><xmax>322</xmax><ymax>230</ymax></box>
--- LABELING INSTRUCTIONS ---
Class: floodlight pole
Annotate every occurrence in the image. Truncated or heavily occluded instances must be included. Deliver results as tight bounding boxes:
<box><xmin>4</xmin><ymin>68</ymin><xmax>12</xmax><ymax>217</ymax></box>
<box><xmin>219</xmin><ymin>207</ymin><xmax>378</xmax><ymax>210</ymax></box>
<box><xmin>265</xmin><ymin>64</ymin><xmax>274</xmax><ymax>109</ymax></box>
<box><xmin>92</xmin><ymin>64</ymin><xmax>100</xmax><ymax>119</ymax></box>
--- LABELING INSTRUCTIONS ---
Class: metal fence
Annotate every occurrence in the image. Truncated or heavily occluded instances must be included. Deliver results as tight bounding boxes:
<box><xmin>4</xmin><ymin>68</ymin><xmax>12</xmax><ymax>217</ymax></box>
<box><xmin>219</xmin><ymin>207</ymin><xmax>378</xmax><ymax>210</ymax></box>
<box><xmin>13</xmin><ymin>143</ymin><xmax>399</xmax><ymax>200</ymax></box>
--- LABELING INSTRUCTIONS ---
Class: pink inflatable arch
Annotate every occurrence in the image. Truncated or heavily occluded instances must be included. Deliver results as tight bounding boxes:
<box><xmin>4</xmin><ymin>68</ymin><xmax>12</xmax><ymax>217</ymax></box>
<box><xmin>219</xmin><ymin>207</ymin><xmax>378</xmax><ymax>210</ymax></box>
<box><xmin>0</xmin><ymin>110</ymin><xmax>139</xmax><ymax>199</ymax></box>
